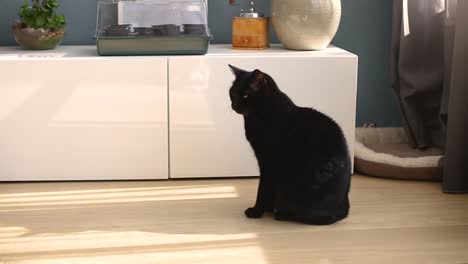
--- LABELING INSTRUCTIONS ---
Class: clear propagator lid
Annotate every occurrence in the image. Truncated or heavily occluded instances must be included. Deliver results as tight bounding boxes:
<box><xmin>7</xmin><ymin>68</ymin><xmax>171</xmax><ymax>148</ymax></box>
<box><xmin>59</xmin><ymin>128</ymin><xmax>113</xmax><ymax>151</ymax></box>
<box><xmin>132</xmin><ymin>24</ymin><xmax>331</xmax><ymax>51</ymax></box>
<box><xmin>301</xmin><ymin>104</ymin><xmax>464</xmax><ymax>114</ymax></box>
<box><xmin>96</xmin><ymin>0</ymin><xmax>210</xmax><ymax>38</ymax></box>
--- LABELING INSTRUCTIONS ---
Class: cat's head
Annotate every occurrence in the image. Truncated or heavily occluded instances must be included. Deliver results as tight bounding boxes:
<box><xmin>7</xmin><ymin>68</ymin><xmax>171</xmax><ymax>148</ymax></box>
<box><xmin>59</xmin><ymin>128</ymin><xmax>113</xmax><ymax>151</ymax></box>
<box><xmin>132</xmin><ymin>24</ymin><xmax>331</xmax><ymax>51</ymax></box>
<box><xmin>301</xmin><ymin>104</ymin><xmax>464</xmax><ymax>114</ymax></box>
<box><xmin>228</xmin><ymin>65</ymin><xmax>270</xmax><ymax>115</ymax></box>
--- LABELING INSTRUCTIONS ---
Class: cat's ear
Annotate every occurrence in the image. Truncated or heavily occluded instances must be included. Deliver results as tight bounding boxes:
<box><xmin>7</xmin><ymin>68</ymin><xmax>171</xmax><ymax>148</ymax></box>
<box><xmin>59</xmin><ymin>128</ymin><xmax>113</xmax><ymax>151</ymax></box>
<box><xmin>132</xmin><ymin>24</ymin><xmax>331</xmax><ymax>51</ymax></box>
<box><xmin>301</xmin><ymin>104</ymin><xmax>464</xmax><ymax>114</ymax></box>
<box><xmin>228</xmin><ymin>64</ymin><xmax>246</xmax><ymax>77</ymax></box>
<box><xmin>249</xmin><ymin>69</ymin><xmax>267</xmax><ymax>92</ymax></box>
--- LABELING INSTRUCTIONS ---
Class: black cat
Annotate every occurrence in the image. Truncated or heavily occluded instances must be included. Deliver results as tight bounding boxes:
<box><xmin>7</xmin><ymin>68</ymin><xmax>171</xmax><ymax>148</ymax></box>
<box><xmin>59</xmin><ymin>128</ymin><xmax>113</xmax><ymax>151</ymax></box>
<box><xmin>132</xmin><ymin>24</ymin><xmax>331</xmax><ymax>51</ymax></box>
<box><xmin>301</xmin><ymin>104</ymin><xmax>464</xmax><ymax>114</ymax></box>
<box><xmin>228</xmin><ymin>65</ymin><xmax>351</xmax><ymax>225</ymax></box>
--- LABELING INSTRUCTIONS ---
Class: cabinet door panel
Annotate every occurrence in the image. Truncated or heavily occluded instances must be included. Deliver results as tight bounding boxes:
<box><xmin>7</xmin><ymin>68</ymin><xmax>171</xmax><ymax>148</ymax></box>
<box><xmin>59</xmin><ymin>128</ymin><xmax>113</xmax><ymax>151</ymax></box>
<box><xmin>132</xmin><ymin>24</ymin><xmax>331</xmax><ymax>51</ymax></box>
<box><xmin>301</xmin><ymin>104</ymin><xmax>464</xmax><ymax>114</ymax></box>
<box><xmin>0</xmin><ymin>59</ymin><xmax>168</xmax><ymax>181</ymax></box>
<box><xmin>169</xmin><ymin>56</ymin><xmax>357</xmax><ymax>178</ymax></box>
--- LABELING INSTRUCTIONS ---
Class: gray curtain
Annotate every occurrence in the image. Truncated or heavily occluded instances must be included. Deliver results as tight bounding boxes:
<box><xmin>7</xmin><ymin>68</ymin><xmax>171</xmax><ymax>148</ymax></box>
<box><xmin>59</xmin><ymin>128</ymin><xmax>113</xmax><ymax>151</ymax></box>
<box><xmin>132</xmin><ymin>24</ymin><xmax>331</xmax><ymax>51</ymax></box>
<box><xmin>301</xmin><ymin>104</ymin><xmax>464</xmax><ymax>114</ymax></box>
<box><xmin>443</xmin><ymin>0</ymin><xmax>468</xmax><ymax>193</ymax></box>
<box><xmin>392</xmin><ymin>0</ymin><xmax>468</xmax><ymax>193</ymax></box>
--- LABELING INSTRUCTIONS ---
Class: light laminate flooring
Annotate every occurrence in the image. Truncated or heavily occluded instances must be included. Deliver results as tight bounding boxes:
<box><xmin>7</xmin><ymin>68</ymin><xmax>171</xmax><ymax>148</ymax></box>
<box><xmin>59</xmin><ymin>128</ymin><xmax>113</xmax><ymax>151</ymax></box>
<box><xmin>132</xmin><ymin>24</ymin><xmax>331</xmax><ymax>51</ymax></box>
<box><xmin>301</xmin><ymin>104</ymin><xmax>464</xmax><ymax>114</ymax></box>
<box><xmin>1</xmin><ymin>175</ymin><xmax>467</xmax><ymax>264</ymax></box>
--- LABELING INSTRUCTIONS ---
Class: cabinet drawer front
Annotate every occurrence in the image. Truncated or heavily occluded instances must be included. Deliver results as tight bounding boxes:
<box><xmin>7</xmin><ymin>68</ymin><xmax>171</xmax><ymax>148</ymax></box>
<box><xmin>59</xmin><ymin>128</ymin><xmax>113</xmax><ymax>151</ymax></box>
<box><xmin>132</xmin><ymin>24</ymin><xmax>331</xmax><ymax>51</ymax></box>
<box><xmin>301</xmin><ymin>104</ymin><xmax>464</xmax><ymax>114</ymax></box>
<box><xmin>0</xmin><ymin>59</ymin><xmax>169</xmax><ymax>181</ymax></box>
<box><xmin>169</xmin><ymin>56</ymin><xmax>357</xmax><ymax>178</ymax></box>
<box><xmin>232</xmin><ymin>35</ymin><xmax>265</xmax><ymax>48</ymax></box>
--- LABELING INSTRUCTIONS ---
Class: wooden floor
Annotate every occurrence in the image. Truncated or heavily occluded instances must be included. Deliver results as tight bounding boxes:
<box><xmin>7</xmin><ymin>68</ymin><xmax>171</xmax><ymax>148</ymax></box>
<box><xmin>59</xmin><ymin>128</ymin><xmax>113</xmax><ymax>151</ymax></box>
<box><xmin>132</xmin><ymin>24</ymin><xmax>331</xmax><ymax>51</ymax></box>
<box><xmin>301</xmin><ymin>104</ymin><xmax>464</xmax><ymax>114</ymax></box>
<box><xmin>0</xmin><ymin>175</ymin><xmax>468</xmax><ymax>264</ymax></box>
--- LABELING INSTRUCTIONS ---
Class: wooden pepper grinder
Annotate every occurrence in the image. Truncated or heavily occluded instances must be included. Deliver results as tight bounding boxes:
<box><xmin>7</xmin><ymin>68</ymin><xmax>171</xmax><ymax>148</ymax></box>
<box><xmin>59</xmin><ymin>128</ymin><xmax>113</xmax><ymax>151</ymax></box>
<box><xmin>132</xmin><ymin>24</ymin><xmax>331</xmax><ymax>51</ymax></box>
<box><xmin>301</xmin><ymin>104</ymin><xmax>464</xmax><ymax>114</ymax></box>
<box><xmin>232</xmin><ymin>1</ymin><xmax>269</xmax><ymax>49</ymax></box>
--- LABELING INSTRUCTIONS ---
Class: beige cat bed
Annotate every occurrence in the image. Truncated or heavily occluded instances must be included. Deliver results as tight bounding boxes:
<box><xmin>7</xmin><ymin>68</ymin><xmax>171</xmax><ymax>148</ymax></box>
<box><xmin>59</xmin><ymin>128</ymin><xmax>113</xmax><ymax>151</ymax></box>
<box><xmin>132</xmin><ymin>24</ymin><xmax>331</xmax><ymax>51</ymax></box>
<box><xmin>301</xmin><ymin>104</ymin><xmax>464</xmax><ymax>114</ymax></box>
<box><xmin>354</xmin><ymin>127</ymin><xmax>443</xmax><ymax>181</ymax></box>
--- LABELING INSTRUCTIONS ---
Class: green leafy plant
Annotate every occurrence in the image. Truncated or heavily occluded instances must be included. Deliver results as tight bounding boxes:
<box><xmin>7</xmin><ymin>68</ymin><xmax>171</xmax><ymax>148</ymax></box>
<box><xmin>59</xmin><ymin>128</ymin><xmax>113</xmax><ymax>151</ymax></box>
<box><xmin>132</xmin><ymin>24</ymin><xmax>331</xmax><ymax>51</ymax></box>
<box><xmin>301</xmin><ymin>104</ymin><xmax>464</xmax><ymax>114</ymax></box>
<box><xmin>18</xmin><ymin>0</ymin><xmax>66</xmax><ymax>30</ymax></box>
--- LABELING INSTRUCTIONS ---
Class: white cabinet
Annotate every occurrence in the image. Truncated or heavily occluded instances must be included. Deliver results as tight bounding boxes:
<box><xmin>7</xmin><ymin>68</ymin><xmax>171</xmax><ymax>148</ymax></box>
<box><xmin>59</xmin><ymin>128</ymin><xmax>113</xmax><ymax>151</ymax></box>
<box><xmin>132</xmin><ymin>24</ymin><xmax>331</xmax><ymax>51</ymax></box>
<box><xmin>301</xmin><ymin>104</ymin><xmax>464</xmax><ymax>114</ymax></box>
<box><xmin>0</xmin><ymin>45</ymin><xmax>357</xmax><ymax>181</ymax></box>
<box><xmin>169</xmin><ymin>45</ymin><xmax>358</xmax><ymax>178</ymax></box>
<box><xmin>169</xmin><ymin>57</ymin><xmax>259</xmax><ymax>178</ymax></box>
<box><xmin>0</xmin><ymin>48</ymin><xmax>169</xmax><ymax>181</ymax></box>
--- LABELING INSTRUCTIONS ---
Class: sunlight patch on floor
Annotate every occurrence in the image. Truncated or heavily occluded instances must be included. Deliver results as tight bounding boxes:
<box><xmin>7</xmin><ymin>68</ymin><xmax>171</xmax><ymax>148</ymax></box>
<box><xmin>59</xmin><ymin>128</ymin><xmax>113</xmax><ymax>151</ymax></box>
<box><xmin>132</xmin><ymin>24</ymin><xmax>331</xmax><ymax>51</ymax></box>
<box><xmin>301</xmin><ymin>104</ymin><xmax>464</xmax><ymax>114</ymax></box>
<box><xmin>0</xmin><ymin>230</ymin><xmax>266</xmax><ymax>264</ymax></box>
<box><xmin>3</xmin><ymin>246</ymin><xmax>267</xmax><ymax>264</ymax></box>
<box><xmin>0</xmin><ymin>184</ymin><xmax>230</xmax><ymax>198</ymax></box>
<box><xmin>0</xmin><ymin>226</ymin><xmax>30</xmax><ymax>238</ymax></box>
<box><xmin>0</xmin><ymin>185</ymin><xmax>239</xmax><ymax>208</ymax></box>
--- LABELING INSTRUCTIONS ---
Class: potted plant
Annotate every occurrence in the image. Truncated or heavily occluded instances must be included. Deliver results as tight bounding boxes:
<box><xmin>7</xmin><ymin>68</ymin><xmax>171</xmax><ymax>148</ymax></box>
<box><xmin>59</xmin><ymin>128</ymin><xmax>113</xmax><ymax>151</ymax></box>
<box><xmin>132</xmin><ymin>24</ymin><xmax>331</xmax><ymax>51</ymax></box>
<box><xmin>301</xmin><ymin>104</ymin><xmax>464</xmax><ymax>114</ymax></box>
<box><xmin>12</xmin><ymin>0</ymin><xmax>66</xmax><ymax>50</ymax></box>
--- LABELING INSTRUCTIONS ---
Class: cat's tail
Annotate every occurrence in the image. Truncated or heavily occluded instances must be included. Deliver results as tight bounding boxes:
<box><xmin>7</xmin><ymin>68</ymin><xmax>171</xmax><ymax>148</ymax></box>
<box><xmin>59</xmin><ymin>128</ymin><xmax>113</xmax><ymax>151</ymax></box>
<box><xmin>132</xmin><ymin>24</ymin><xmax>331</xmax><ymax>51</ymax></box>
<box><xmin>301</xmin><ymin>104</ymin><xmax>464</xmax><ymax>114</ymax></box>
<box><xmin>302</xmin><ymin>198</ymin><xmax>349</xmax><ymax>225</ymax></box>
<box><xmin>274</xmin><ymin>196</ymin><xmax>350</xmax><ymax>225</ymax></box>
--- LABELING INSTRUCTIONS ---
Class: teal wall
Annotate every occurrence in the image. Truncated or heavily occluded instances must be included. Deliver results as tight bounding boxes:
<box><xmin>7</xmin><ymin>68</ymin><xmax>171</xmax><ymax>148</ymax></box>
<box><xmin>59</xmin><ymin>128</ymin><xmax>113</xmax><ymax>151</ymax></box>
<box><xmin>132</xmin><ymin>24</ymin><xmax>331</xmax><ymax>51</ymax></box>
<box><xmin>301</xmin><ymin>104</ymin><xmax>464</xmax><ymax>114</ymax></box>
<box><xmin>0</xmin><ymin>0</ymin><xmax>400</xmax><ymax>126</ymax></box>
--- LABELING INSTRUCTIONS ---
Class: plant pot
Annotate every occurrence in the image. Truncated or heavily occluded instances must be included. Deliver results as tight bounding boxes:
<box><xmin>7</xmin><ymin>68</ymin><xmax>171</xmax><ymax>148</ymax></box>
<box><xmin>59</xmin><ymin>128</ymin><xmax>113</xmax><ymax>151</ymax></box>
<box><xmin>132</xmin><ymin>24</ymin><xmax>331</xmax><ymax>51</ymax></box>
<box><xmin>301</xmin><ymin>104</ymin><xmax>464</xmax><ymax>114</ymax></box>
<box><xmin>152</xmin><ymin>25</ymin><xmax>181</xmax><ymax>36</ymax></box>
<box><xmin>271</xmin><ymin>0</ymin><xmax>341</xmax><ymax>50</ymax></box>
<box><xmin>12</xmin><ymin>23</ymin><xmax>65</xmax><ymax>50</ymax></box>
<box><xmin>183</xmin><ymin>24</ymin><xmax>207</xmax><ymax>35</ymax></box>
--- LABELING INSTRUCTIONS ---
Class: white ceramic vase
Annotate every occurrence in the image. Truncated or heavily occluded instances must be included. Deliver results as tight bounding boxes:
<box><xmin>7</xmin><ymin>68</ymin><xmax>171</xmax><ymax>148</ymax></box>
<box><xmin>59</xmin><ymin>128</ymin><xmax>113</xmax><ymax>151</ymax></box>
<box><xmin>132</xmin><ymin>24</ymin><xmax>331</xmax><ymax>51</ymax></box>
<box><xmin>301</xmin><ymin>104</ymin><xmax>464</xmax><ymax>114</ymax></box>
<box><xmin>271</xmin><ymin>0</ymin><xmax>341</xmax><ymax>50</ymax></box>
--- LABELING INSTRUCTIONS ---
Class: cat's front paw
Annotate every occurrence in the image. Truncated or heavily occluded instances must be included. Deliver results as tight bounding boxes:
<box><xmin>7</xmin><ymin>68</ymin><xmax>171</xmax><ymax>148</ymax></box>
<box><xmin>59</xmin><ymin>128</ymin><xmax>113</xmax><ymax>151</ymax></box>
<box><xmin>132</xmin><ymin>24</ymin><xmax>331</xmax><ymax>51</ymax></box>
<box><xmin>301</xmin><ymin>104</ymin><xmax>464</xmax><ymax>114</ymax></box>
<box><xmin>245</xmin><ymin>207</ymin><xmax>264</xmax><ymax>218</ymax></box>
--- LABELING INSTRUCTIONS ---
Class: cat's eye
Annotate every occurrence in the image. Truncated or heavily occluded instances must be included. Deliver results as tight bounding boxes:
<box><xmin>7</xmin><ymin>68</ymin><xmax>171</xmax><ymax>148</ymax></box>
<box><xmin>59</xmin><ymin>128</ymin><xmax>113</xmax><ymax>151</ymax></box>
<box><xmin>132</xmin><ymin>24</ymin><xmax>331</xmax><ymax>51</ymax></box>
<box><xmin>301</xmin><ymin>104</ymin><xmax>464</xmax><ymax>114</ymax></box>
<box><xmin>243</xmin><ymin>94</ymin><xmax>249</xmax><ymax>99</ymax></box>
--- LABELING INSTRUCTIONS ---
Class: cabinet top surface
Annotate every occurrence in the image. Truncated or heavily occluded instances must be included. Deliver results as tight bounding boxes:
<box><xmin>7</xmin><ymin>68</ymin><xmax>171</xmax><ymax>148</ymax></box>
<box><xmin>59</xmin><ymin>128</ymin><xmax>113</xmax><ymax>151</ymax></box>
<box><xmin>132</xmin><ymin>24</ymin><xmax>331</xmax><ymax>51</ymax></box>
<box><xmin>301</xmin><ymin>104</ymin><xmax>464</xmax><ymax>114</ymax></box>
<box><xmin>0</xmin><ymin>44</ymin><xmax>356</xmax><ymax>60</ymax></box>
